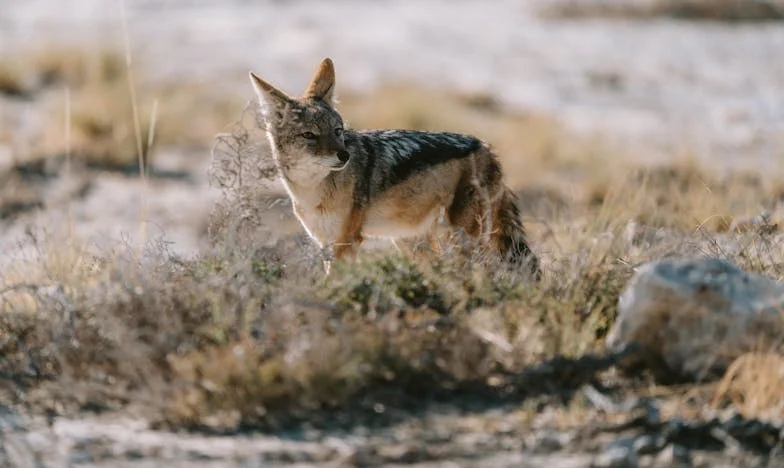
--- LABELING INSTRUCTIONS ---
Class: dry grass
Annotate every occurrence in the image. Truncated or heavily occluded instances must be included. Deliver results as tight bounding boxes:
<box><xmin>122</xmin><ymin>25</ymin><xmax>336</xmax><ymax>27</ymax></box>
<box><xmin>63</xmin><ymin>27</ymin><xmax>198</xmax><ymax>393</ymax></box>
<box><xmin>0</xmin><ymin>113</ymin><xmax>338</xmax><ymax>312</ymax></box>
<box><xmin>540</xmin><ymin>0</ymin><xmax>784</xmax><ymax>21</ymax></box>
<box><xmin>0</xmin><ymin>45</ymin><xmax>241</xmax><ymax>221</ymax></box>
<box><xmin>0</xmin><ymin>66</ymin><xmax>27</xmax><ymax>97</ymax></box>
<box><xmin>182</xmin><ymin>104</ymin><xmax>784</xmax><ymax>429</ymax></box>
<box><xmin>713</xmin><ymin>353</ymin><xmax>784</xmax><ymax>420</ymax></box>
<box><xmin>1</xmin><ymin>63</ymin><xmax>784</xmax><ymax>443</ymax></box>
<box><xmin>0</xmin><ymin>232</ymin><xmax>629</xmax><ymax>432</ymax></box>
<box><xmin>4</xmin><ymin>151</ymin><xmax>783</xmax><ymax>431</ymax></box>
<box><xmin>0</xmin><ymin>46</ymin><xmax>241</xmax><ymax>172</ymax></box>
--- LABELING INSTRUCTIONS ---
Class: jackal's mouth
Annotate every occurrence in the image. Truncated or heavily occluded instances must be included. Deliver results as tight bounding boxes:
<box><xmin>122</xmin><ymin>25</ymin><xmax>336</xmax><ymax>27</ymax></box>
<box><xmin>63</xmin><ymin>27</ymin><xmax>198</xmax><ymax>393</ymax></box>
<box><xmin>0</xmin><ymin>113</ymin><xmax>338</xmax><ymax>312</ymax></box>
<box><xmin>330</xmin><ymin>160</ymin><xmax>350</xmax><ymax>172</ymax></box>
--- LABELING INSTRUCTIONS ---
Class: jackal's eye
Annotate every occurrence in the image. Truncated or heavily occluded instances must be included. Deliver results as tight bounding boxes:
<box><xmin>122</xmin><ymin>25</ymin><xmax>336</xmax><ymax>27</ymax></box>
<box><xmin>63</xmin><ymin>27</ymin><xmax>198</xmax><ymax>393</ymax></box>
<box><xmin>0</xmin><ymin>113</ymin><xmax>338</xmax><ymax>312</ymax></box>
<box><xmin>301</xmin><ymin>131</ymin><xmax>318</xmax><ymax>140</ymax></box>
<box><xmin>334</xmin><ymin>128</ymin><xmax>343</xmax><ymax>137</ymax></box>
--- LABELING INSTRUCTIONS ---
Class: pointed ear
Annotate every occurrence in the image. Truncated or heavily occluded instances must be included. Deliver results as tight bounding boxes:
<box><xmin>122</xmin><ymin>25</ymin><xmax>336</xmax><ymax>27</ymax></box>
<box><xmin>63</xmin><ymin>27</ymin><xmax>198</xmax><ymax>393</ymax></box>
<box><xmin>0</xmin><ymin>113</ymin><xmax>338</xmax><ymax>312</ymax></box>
<box><xmin>249</xmin><ymin>71</ymin><xmax>293</xmax><ymax>115</ymax></box>
<box><xmin>304</xmin><ymin>58</ymin><xmax>336</xmax><ymax>103</ymax></box>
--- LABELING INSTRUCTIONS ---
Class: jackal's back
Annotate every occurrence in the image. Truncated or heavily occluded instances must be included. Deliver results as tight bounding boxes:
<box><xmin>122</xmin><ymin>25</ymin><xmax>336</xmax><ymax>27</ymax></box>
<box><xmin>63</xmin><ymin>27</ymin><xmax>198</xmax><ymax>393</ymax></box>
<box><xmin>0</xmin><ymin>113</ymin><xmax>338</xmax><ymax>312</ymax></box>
<box><xmin>345</xmin><ymin>129</ymin><xmax>484</xmax><ymax>194</ymax></box>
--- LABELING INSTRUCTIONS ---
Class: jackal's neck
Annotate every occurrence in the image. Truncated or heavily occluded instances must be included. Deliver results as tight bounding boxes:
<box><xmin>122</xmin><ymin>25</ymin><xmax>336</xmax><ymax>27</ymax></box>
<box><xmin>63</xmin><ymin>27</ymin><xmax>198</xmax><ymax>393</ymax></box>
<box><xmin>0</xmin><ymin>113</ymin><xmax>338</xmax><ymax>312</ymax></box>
<box><xmin>270</xmin><ymin>150</ymin><xmax>334</xmax><ymax>208</ymax></box>
<box><xmin>275</xmin><ymin>153</ymin><xmax>332</xmax><ymax>185</ymax></box>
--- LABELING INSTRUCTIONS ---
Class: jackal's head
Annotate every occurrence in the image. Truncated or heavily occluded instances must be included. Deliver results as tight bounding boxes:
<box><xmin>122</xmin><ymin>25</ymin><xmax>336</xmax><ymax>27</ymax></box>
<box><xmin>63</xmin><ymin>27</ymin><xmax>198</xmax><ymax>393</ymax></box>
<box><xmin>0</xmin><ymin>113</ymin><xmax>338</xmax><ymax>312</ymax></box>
<box><xmin>249</xmin><ymin>58</ymin><xmax>349</xmax><ymax>183</ymax></box>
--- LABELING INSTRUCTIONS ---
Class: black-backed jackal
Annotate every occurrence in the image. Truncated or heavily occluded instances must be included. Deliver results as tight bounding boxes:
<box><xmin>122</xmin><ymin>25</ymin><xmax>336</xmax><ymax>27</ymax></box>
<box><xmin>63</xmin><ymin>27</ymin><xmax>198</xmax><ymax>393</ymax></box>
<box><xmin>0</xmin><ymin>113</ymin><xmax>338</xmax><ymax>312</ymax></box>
<box><xmin>249</xmin><ymin>58</ymin><xmax>540</xmax><ymax>278</ymax></box>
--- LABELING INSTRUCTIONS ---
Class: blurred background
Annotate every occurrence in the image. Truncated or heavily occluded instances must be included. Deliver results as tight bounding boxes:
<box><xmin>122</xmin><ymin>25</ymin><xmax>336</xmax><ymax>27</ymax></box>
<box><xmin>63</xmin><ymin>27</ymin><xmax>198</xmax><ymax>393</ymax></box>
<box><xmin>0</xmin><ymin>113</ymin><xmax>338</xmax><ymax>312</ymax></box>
<box><xmin>1</xmin><ymin>0</ymin><xmax>783</xmax><ymax>262</ymax></box>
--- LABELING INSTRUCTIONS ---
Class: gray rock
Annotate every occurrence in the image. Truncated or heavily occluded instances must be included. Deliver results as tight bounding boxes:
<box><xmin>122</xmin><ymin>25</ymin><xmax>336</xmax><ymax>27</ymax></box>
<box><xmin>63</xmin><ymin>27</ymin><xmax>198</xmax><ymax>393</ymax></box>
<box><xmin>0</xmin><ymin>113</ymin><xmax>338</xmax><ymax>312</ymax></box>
<box><xmin>607</xmin><ymin>257</ymin><xmax>784</xmax><ymax>381</ymax></box>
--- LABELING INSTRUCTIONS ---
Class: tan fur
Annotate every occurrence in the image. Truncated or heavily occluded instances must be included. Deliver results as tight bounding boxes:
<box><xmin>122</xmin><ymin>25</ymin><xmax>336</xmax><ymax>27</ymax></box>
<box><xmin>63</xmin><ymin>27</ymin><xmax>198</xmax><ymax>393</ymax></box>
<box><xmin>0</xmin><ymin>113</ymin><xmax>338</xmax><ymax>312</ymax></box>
<box><xmin>249</xmin><ymin>58</ymin><xmax>540</xmax><ymax>277</ymax></box>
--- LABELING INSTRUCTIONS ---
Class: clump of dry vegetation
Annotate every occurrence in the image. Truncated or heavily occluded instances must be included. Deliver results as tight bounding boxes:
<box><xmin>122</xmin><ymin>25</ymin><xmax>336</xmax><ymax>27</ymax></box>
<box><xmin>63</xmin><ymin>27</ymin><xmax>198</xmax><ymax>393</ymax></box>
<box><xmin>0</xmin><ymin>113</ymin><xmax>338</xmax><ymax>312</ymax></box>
<box><xmin>540</xmin><ymin>0</ymin><xmax>784</xmax><ymax>21</ymax></box>
<box><xmin>0</xmin><ymin>231</ymin><xmax>627</xmax><ymax>432</ymax></box>
<box><xmin>3</xmin><ymin>152</ymin><xmax>783</xmax><ymax>435</ymax></box>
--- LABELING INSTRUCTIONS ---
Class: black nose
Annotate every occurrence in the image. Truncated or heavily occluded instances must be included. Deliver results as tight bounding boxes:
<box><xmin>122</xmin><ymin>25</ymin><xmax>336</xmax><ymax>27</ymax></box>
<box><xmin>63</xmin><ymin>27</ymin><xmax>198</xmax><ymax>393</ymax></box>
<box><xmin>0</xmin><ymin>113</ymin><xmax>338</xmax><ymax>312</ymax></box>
<box><xmin>337</xmin><ymin>150</ymin><xmax>350</xmax><ymax>163</ymax></box>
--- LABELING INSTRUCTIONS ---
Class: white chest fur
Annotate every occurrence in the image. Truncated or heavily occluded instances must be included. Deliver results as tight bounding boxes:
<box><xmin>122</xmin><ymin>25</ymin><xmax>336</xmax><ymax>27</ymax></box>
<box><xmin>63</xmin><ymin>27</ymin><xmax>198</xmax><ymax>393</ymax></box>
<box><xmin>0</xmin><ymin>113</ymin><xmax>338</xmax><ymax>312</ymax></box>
<box><xmin>272</xmin><ymin>148</ymin><xmax>344</xmax><ymax>246</ymax></box>
<box><xmin>292</xmin><ymin>203</ymin><xmax>347</xmax><ymax>248</ymax></box>
<box><xmin>278</xmin><ymin>172</ymin><xmax>347</xmax><ymax>247</ymax></box>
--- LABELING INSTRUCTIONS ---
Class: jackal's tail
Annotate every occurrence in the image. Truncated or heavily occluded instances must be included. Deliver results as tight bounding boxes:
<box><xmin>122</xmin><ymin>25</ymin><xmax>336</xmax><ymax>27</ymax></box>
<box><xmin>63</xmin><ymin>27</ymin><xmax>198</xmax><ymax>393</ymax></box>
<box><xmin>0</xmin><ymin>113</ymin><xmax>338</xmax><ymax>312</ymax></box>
<box><xmin>494</xmin><ymin>188</ymin><xmax>541</xmax><ymax>280</ymax></box>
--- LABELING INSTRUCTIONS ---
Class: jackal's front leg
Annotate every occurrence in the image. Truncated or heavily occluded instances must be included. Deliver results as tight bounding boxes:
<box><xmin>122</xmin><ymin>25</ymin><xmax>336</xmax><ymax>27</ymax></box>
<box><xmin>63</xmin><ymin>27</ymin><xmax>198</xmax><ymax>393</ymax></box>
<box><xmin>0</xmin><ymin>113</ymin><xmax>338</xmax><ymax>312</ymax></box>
<box><xmin>332</xmin><ymin>206</ymin><xmax>365</xmax><ymax>263</ymax></box>
<box><xmin>333</xmin><ymin>235</ymin><xmax>363</xmax><ymax>262</ymax></box>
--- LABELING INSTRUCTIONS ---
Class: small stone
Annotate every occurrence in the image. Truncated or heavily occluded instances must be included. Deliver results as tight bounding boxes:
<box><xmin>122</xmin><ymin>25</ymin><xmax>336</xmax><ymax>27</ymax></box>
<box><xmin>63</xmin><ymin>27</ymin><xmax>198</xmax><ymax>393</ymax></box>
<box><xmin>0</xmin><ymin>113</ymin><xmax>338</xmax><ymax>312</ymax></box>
<box><xmin>654</xmin><ymin>444</ymin><xmax>692</xmax><ymax>467</ymax></box>
<box><xmin>534</xmin><ymin>432</ymin><xmax>564</xmax><ymax>452</ymax></box>
<box><xmin>592</xmin><ymin>439</ymin><xmax>639</xmax><ymax>468</ymax></box>
<box><xmin>632</xmin><ymin>434</ymin><xmax>664</xmax><ymax>455</ymax></box>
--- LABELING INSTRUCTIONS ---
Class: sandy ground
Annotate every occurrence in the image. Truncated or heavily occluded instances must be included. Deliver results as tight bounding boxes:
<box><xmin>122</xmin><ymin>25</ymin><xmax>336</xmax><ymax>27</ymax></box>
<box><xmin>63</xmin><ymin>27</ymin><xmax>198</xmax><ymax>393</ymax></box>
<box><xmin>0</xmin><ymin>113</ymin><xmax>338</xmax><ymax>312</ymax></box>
<box><xmin>0</xmin><ymin>405</ymin><xmax>767</xmax><ymax>467</ymax></box>
<box><xmin>2</xmin><ymin>0</ymin><xmax>784</xmax><ymax>262</ymax></box>
<box><xmin>1</xmin><ymin>1</ymin><xmax>784</xmax><ymax>466</ymax></box>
